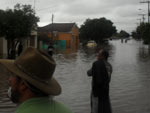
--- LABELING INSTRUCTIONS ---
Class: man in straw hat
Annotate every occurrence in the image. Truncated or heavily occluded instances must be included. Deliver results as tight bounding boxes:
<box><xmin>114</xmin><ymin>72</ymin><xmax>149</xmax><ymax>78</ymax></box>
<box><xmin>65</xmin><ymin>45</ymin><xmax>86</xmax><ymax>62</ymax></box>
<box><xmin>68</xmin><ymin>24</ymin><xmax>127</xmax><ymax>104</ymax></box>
<box><xmin>0</xmin><ymin>47</ymin><xmax>73</xmax><ymax>113</ymax></box>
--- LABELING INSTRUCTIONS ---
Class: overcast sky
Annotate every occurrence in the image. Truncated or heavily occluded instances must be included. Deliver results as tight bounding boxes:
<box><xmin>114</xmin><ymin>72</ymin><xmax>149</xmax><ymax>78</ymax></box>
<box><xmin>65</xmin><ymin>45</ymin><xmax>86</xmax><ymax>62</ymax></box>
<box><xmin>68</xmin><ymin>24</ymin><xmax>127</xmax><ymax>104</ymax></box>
<box><xmin>0</xmin><ymin>0</ymin><xmax>148</xmax><ymax>33</ymax></box>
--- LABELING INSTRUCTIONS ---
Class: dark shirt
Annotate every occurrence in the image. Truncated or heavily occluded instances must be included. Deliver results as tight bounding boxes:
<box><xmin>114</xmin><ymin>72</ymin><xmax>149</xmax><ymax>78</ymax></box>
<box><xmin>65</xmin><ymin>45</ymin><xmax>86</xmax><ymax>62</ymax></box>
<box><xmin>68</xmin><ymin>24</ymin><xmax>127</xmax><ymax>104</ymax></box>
<box><xmin>88</xmin><ymin>60</ymin><xmax>112</xmax><ymax>97</ymax></box>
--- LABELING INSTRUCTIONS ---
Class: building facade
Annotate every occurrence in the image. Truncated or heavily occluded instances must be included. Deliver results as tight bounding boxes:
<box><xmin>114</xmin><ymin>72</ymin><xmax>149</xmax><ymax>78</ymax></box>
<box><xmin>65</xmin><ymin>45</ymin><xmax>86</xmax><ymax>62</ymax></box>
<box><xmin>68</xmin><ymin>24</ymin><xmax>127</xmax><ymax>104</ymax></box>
<box><xmin>38</xmin><ymin>23</ymin><xmax>79</xmax><ymax>49</ymax></box>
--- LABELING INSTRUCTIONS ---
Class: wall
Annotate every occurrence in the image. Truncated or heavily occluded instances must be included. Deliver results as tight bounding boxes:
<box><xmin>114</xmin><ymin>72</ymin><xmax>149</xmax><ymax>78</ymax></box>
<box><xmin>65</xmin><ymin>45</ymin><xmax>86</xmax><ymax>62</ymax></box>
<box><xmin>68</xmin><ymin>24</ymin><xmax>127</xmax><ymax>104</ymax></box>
<box><xmin>0</xmin><ymin>38</ymin><xmax>7</xmax><ymax>58</ymax></box>
<box><xmin>43</xmin><ymin>25</ymin><xmax>79</xmax><ymax>49</ymax></box>
<box><xmin>71</xmin><ymin>25</ymin><xmax>79</xmax><ymax>47</ymax></box>
<box><xmin>58</xmin><ymin>33</ymin><xmax>72</xmax><ymax>48</ymax></box>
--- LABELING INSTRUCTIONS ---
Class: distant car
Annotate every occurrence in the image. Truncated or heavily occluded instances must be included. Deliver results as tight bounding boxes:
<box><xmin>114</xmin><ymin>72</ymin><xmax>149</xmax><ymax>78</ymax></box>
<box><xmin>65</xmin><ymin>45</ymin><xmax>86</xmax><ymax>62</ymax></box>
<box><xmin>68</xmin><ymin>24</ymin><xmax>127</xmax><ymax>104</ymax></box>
<box><xmin>87</xmin><ymin>40</ymin><xmax>97</xmax><ymax>48</ymax></box>
<box><xmin>103</xmin><ymin>39</ymin><xmax>109</xmax><ymax>44</ymax></box>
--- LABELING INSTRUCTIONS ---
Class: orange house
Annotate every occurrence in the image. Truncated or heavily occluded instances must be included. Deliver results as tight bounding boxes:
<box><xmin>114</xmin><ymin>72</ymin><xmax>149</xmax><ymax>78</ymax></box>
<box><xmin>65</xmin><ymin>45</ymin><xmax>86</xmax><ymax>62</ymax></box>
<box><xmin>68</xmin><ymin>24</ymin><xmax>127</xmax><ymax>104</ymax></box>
<box><xmin>38</xmin><ymin>23</ymin><xmax>79</xmax><ymax>48</ymax></box>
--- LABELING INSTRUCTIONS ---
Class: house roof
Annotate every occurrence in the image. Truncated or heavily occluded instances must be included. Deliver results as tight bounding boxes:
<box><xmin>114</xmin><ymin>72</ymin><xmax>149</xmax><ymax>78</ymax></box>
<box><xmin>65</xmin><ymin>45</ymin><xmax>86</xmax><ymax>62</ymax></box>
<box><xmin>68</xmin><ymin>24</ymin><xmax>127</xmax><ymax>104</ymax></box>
<box><xmin>38</xmin><ymin>23</ymin><xmax>77</xmax><ymax>33</ymax></box>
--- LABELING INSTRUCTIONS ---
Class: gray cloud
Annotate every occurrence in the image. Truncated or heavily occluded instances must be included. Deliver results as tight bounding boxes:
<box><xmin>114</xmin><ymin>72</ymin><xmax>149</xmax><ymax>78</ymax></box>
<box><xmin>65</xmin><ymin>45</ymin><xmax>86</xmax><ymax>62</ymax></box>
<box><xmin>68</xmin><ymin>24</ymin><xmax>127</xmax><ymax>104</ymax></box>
<box><xmin>0</xmin><ymin>0</ymin><xmax>148</xmax><ymax>33</ymax></box>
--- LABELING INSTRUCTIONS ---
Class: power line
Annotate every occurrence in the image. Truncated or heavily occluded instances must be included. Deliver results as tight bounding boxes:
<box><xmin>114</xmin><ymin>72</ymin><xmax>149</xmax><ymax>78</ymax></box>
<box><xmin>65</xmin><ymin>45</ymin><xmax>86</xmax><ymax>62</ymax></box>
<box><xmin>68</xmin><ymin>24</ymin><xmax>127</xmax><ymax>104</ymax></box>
<box><xmin>36</xmin><ymin>5</ymin><xmax>56</xmax><ymax>12</ymax></box>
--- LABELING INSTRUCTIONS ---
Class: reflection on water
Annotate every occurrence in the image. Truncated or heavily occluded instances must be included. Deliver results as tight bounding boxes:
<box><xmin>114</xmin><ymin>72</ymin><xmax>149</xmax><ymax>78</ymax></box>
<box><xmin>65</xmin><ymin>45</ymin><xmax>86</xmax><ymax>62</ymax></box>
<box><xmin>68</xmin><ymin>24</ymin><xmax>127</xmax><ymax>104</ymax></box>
<box><xmin>108</xmin><ymin>40</ymin><xmax>150</xmax><ymax>113</ymax></box>
<box><xmin>138</xmin><ymin>45</ymin><xmax>150</xmax><ymax>62</ymax></box>
<box><xmin>0</xmin><ymin>39</ymin><xmax>150</xmax><ymax>113</ymax></box>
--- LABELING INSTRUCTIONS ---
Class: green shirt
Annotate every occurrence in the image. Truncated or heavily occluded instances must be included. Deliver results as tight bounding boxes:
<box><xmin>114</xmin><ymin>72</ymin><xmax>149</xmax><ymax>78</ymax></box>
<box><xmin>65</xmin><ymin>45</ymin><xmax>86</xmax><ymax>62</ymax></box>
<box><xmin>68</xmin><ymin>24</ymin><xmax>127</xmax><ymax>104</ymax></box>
<box><xmin>15</xmin><ymin>97</ymin><xmax>73</xmax><ymax>113</ymax></box>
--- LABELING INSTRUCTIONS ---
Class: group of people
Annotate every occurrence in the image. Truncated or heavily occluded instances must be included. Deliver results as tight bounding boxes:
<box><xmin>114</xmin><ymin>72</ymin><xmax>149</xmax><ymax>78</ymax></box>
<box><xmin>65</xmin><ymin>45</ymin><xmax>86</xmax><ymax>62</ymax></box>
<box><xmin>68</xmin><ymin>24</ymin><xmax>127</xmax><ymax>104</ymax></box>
<box><xmin>0</xmin><ymin>46</ymin><xmax>112</xmax><ymax>113</ymax></box>
<box><xmin>121</xmin><ymin>38</ymin><xmax>128</xmax><ymax>43</ymax></box>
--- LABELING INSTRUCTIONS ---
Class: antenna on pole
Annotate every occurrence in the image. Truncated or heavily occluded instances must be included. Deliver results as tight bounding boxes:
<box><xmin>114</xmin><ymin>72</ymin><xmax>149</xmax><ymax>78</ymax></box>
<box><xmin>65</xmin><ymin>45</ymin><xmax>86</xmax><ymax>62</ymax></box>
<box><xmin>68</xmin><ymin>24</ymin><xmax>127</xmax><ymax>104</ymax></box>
<box><xmin>140</xmin><ymin>0</ymin><xmax>150</xmax><ymax>23</ymax></box>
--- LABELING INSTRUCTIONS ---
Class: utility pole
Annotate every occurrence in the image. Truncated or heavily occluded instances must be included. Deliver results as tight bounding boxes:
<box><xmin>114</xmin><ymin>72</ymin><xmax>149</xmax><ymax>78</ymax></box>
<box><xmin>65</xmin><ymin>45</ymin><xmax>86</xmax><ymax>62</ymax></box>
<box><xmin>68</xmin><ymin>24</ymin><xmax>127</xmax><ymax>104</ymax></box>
<box><xmin>140</xmin><ymin>0</ymin><xmax>150</xmax><ymax>23</ymax></box>
<box><xmin>138</xmin><ymin>14</ymin><xmax>146</xmax><ymax>23</ymax></box>
<box><xmin>52</xmin><ymin>14</ymin><xmax>54</xmax><ymax>24</ymax></box>
<box><xmin>137</xmin><ymin>19</ymin><xmax>142</xmax><ymax>25</ymax></box>
<box><xmin>51</xmin><ymin>14</ymin><xmax>54</xmax><ymax>41</ymax></box>
<box><xmin>34</xmin><ymin>0</ymin><xmax>36</xmax><ymax>11</ymax></box>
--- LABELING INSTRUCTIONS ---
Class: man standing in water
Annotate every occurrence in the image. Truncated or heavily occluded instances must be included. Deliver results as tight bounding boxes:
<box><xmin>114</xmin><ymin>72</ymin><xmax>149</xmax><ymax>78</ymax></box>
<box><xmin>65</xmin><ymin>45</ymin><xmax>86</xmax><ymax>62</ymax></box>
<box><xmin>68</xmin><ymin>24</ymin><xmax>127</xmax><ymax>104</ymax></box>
<box><xmin>0</xmin><ymin>47</ymin><xmax>73</xmax><ymax>113</ymax></box>
<box><xmin>87</xmin><ymin>49</ymin><xmax>112</xmax><ymax>113</ymax></box>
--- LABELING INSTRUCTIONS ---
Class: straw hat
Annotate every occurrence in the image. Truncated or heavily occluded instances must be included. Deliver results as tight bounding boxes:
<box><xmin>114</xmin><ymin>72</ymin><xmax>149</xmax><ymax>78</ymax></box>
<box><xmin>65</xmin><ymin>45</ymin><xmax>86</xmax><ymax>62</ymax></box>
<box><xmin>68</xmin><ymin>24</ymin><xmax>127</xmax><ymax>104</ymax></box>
<box><xmin>0</xmin><ymin>47</ymin><xmax>61</xmax><ymax>95</ymax></box>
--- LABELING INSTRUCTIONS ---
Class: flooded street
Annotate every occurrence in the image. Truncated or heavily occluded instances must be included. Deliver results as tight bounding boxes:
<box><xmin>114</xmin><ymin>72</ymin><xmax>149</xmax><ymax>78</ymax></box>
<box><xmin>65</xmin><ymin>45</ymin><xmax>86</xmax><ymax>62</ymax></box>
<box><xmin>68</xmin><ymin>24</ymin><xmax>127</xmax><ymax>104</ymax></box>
<box><xmin>0</xmin><ymin>39</ymin><xmax>150</xmax><ymax>113</ymax></box>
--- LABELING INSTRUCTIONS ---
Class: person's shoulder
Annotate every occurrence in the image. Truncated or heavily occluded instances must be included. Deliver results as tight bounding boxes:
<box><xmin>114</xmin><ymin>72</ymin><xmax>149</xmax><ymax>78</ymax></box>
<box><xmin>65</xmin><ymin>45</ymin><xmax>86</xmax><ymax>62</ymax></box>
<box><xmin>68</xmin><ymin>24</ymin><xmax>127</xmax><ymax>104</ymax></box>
<box><xmin>15</xmin><ymin>99</ymin><xmax>74</xmax><ymax>113</ymax></box>
<box><xmin>93</xmin><ymin>60</ymin><xmax>104</xmax><ymax>66</ymax></box>
<box><xmin>104</xmin><ymin>61</ymin><xmax>113</xmax><ymax>72</ymax></box>
<box><xmin>54</xmin><ymin>100</ymin><xmax>74</xmax><ymax>113</ymax></box>
<box><xmin>104</xmin><ymin>61</ymin><xmax>112</xmax><ymax>68</ymax></box>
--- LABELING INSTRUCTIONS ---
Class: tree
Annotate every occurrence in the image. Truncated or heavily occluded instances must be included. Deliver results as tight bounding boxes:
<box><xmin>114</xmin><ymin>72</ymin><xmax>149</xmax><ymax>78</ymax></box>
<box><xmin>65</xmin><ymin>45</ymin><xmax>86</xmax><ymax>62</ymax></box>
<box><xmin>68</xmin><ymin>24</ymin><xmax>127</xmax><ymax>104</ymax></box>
<box><xmin>119</xmin><ymin>30</ymin><xmax>130</xmax><ymax>38</ymax></box>
<box><xmin>131</xmin><ymin>31</ymin><xmax>139</xmax><ymax>39</ymax></box>
<box><xmin>79</xmin><ymin>17</ymin><xmax>116</xmax><ymax>44</ymax></box>
<box><xmin>136</xmin><ymin>23</ymin><xmax>150</xmax><ymax>44</ymax></box>
<box><xmin>0</xmin><ymin>4</ymin><xmax>39</xmax><ymax>59</ymax></box>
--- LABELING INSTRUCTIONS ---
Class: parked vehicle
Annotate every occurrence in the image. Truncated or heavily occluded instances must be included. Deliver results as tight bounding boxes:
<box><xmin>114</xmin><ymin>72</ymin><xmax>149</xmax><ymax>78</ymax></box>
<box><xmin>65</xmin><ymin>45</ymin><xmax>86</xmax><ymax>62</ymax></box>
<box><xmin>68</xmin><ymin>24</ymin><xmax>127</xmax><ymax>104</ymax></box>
<box><xmin>87</xmin><ymin>40</ymin><xmax>97</xmax><ymax>48</ymax></box>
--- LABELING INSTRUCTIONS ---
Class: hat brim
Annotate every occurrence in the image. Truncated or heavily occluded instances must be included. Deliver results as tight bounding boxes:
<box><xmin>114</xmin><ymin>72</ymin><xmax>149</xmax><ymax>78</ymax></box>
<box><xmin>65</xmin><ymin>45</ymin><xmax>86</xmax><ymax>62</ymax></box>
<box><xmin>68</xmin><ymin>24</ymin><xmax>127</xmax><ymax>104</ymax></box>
<box><xmin>0</xmin><ymin>59</ymin><xmax>61</xmax><ymax>96</ymax></box>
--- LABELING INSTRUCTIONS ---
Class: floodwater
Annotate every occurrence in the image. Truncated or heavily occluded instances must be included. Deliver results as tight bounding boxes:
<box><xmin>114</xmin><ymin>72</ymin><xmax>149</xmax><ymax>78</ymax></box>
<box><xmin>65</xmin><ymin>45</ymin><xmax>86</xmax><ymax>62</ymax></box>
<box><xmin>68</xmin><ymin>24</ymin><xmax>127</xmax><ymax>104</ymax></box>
<box><xmin>0</xmin><ymin>39</ymin><xmax>150</xmax><ymax>113</ymax></box>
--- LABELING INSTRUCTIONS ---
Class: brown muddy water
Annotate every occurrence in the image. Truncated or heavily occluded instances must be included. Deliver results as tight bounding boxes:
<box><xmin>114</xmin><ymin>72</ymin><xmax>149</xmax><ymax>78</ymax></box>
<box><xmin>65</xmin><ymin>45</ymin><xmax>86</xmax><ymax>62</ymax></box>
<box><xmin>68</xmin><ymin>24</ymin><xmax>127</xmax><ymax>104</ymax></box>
<box><xmin>0</xmin><ymin>39</ymin><xmax>150</xmax><ymax>113</ymax></box>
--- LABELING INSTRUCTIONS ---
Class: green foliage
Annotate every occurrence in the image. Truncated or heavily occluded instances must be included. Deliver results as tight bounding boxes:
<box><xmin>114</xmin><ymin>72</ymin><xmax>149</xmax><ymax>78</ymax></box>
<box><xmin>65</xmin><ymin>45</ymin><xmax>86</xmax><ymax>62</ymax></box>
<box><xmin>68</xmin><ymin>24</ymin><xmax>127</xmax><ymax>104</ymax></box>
<box><xmin>131</xmin><ymin>31</ymin><xmax>138</xmax><ymax>39</ymax></box>
<box><xmin>0</xmin><ymin>4</ymin><xmax>39</xmax><ymax>59</ymax></box>
<box><xmin>113</xmin><ymin>30</ymin><xmax>130</xmax><ymax>39</ymax></box>
<box><xmin>136</xmin><ymin>23</ymin><xmax>150</xmax><ymax>44</ymax></box>
<box><xmin>79</xmin><ymin>17</ymin><xmax>116</xmax><ymax>43</ymax></box>
<box><xmin>0</xmin><ymin>4</ymin><xmax>39</xmax><ymax>40</ymax></box>
<box><xmin>118</xmin><ymin>30</ymin><xmax>130</xmax><ymax>38</ymax></box>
